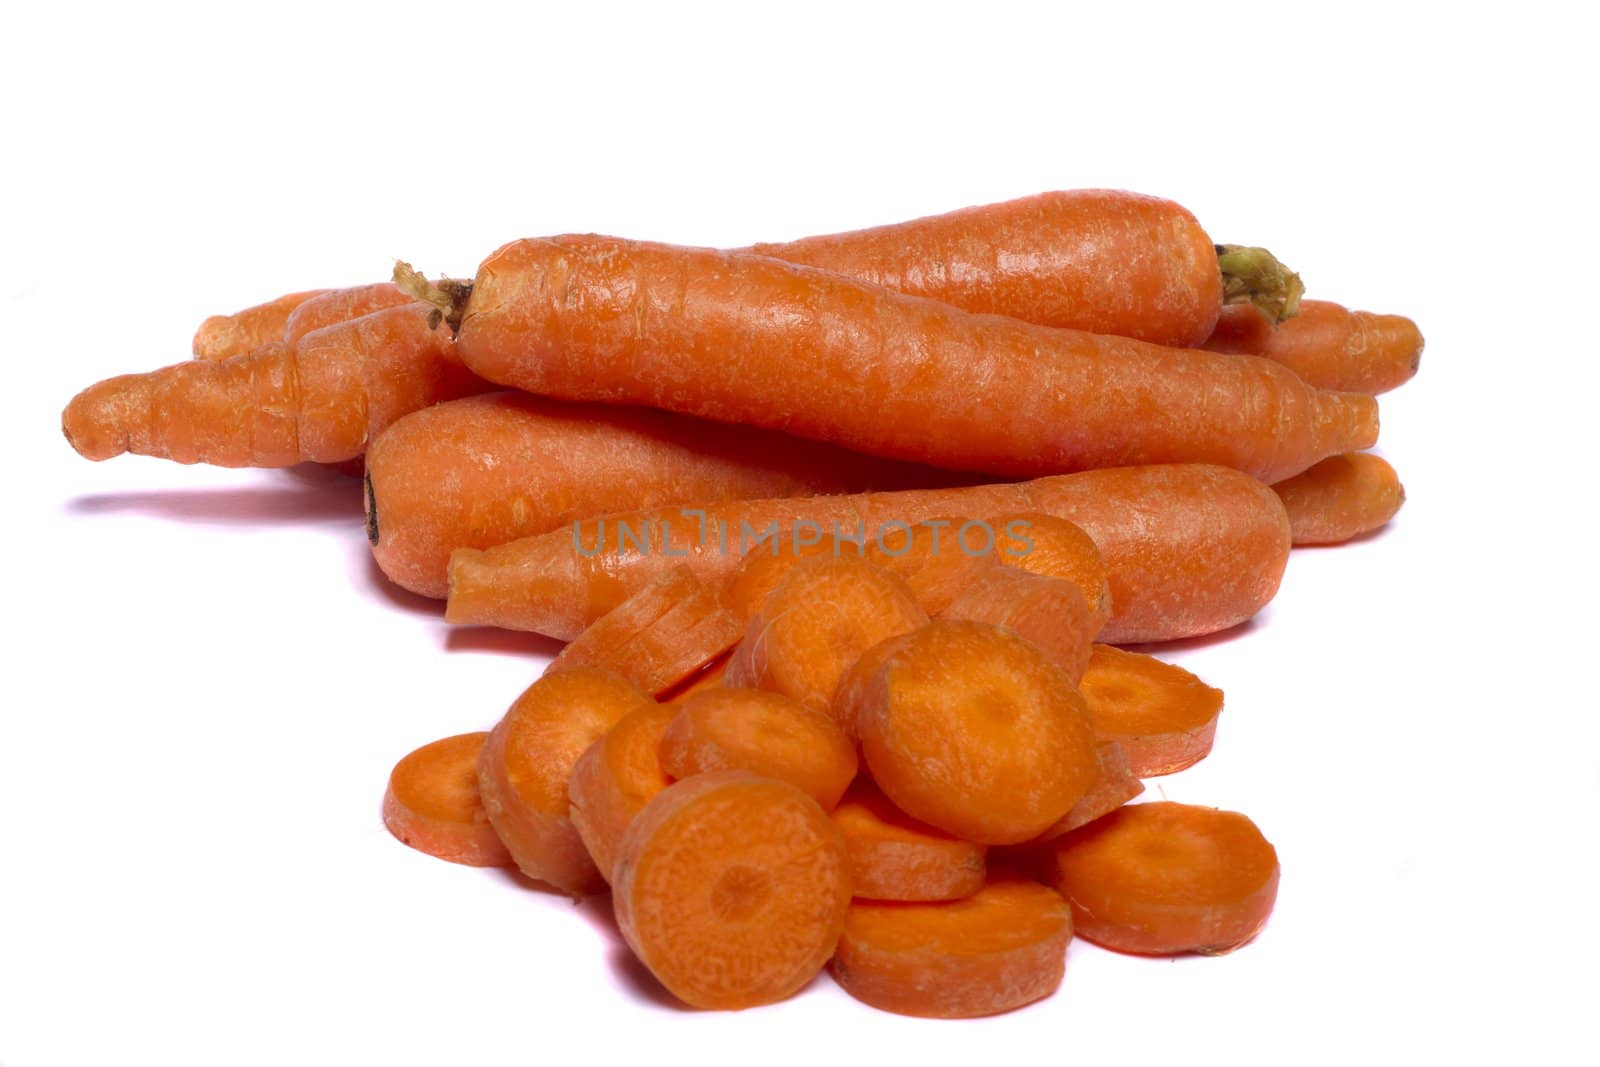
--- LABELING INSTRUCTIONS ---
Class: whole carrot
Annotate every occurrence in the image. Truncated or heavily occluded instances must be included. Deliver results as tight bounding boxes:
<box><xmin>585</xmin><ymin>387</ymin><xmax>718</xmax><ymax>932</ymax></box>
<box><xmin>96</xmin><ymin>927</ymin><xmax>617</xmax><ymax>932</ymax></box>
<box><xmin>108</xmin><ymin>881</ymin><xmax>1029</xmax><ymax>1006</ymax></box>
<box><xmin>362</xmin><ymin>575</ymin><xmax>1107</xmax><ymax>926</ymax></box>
<box><xmin>283</xmin><ymin>283</ymin><xmax>414</xmax><ymax>346</ymax></box>
<box><xmin>400</xmin><ymin>238</ymin><xmax>1374</xmax><ymax>484</ymax></box>
<box><xmin>1271</xmin><ymin>451</ymin><xmax>1406</xmax><ymax>545</ymax></box>
<box><xmin>445</xmin><ymin>464</ymin><xmax>1291</xmax><ymax>645</ymax></box>
<box><xmin>191</xmin><ymin>288</ymin><xmax>328</xmax><ymax>361</ymax></box>
<box><xmin>1202</xmin><ymin>300</ymin><xmax>1423</xmax><ymax>394</ymax></box>
<box><xmin>63</xmin><ymin>304</ymin><xmax>487</xmax><ymax>466</ymax></box>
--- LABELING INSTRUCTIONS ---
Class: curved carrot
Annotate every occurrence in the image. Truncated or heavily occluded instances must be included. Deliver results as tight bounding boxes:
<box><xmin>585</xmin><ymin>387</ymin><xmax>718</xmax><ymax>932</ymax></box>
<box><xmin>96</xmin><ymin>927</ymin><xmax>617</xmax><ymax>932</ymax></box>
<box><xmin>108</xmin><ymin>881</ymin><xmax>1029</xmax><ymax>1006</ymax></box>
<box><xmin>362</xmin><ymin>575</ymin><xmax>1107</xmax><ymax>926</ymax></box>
<box><xmin>365</xmin><ymin>392</ymin><xmax>958</xmax><ymax>599</ymax></box>
<box><xmin>940</xmin><ymin>565</ymin><xmax>1099</xmax><ymax>685</ymax></box>
<box><xmin>659</xmin><ymin>687</ymin><xmax>858</xmax><ymax>810</ymax></box>
<box><xmin>1271</xmin><ymin>452</ymin><xmax>1405</xmax><ymax>545</ymax></box>
<box><xmin>381</xmin><ymin>732</ymin><xmax>513</xmax><ymax>868</ymax></box>
<box><xmin>445</xmin><ymin>464</ymin><xmax>1291</xmax><ymax>646</ymax></box>
<box><xmin>841</xmin><ymin>620</ymin><xmax>1098</xmax><ymax>844</ymax></box>
<box><xmin>829</xmin><ymin>870</ymin><xmax>1073</xmax><ymax>1018</ymax></box>
<box><xmin>567</xmin><ymin>703</ymin><xmax>677</xmax><ymax>882</ymax></box>
<box><xmin>403</xmin><ymin>240</ymin><xmax>1374</xmax><ymax>484</ymax></box>
<box><xmin>612</xmin><ymin>770</ymin><xmax>851</xmax><ymax>1010</ymax></box>
<box><xmin>477</xmin><ymin>668</ymin><xmax>656</xmax><ymax>895</ymax></box>
<box><xmin>830</xmin><ymin>778</ymin><xmax>987</xmax><ymax>902</ymax></box>
<box><xmin>1203</xmin><ymin>300</ymin><xmax>1423</xmax><ymax>395</ymax></box>
<box><xmin>283</xmin><ymin>282</ymin><xmax>414</xmax><ymax>345</ymax></box>
<box><xmin>1080</xmin><ymin>645</ymin><xmax>1224</xmax><ymax>777</ymax></box>
<box><xmin>64</xmin><ymin>304</ymin><xmax>488</xmax><ymax>466</ymax></box>
<box><xmin>1034</xmin><ymin>801</ymin><xmax>1280</xmax><ymax>956</ymax></box>
<box><xmin>192</xmin><ymin>288</ymin><xmax>328</xmax><ymax>361</ymax></box>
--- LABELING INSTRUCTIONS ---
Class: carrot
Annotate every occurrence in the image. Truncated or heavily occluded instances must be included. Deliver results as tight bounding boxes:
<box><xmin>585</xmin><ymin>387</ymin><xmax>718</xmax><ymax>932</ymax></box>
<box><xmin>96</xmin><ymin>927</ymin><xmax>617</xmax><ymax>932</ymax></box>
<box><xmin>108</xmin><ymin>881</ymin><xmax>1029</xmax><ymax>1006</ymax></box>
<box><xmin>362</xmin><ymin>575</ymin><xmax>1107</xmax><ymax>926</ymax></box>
<box><xmin>446</xmin><ymin>464</ymin><xmax>1290</xmax><ymax>646</ymax></box>
<box><xmin>661</xmin><ymin>651</ymin><xmax>731</xmax><ymax>704</ymax></box>
<box><xmin>381</xmin><ymin>732</ymin><xmax>513</xmax><ymax>868</ymax></box>
<box><xmin>400</xmin><ymin>241</ymin><xmax>1374</xmax><ymax>485</ymax></box>
<box><xmin>1037</xmin><ymin>740</ymin><xmax>1145</xmax><ymax>838</ymax></box>
<box><xmin>1080</xmin><ymin>644</ymin><xmax>1224</xmax><ymax>777</ymax></box>
<box><xmin>863</xmin><ymin>516</ymin><xmax>999</xmax><ymax>615</ymax></box>
<box><xmin>544</xmin><ymin>566</ymin><xmax>742</xmax><ymax>698</ymax></box>
<box><xmin>1033</xmin><ymin>801</ymin><xmax>1280</xmax><ymax>955</ymax></box>
<box><xmin>1271</xmin><ymin>451</ymin><xmax>1406</xmax><ymax>545</ymax></box>
<box><xmin>992</xmin><ymin>512</ymin><xmax>1112</xmax><ymax>625</ymax></box>
<box><xmin>283</xmin><ymin>282</ymin><xmax>415</xmax><ymax>345</ymax></box>
<box><xmin>191</xmin><ymin>288</ymin><xmax>328</xmax><ymax>361</ymax></box>
<box><xmin>830</xmin><ymin>778</ymin><xmax>987</xmax><ymax>902</ymax></box>
<box><xmin>567</xmin><ymin>703</ymin><xmax>677</xmax><ymax>882</ymax></box>
<box><xmin>612</xmin><ymin>770</ymin><xmax>851</xmax><ymax>1010</ymax></box>
<box><xmin>477</xmin><ymin>668</ymin><xmax>656</xmax><ymax>895</ymax></box>
<box><xmin>725</xmin><ymin>535</ymin><xmax>839</xmax><ymax>620</ymax></box>
<box><xmin>365</xmin><ymin>392</ymin><xmax>957</xmax><ymax>599</ymax></box>
<box><xmin>840</xmin><ymin>620</ymin><xmax>1098</xmax><ymax>844</ymax></box>
<box><xmin>659</xmin><ymin>688</ymin><xmax>858</xmax><ymax>810</ymax></box>
<box><xmin>829</xmin><ymin>869</ymin><xmax>1073</xmax><ymax>1018</ymax></box>
<box><xmin>724</xmin><ymin>556</ymin><xmax>928</xmax><ymax>711</ymax></box>
<box><xmin>63</xmin><ymin>304</ymin><xmax>488</xmax><ymax>466</ymax></box>
<box><xmin>1202</xmin><ymin>299</ymin><xmax>1423</xmax><ymax>395</ymax></box>
<box><xmin>940</xmin><ymin>565</ymin><xmax>1099</xmax><ymax>685</ymax></box>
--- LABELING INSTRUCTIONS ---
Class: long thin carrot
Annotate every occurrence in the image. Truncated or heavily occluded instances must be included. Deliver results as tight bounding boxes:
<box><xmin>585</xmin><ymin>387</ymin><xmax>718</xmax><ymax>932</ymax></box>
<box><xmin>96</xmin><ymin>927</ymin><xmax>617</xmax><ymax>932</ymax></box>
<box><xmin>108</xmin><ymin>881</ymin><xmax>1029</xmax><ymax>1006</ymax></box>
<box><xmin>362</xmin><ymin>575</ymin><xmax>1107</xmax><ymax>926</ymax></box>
<box><xmin>1271</xmin><ymin>451</ymin><xmax>1406</xmax><ymax>545</ymax></box>
<box><xmin>1203</xmin><ymin>299</ymin><xmax>1423</xmax><ymax>395</ymax></box>
<box><xmin>283</xmin><ymin>282</ymin><xmax>414</xmax><ymax>345</ymax></box>
<box><xmin>191</xmin><ymin>288</ymin><xmax>328</xmax><ymax>361</ymax></box>
<box><xmin>63</xmin><ymin>304</ymin><xmax>488</xmax><ymax>466</ymax></box>
<box><xmin>400</xmin><ymin>237</ymin><xmax>1373</xmax><ymax>484</ymax></box>
<box><xmin>445</xmin><ymin>464</ymin><xmax>1292</xmax><ymax>645</ymax></box>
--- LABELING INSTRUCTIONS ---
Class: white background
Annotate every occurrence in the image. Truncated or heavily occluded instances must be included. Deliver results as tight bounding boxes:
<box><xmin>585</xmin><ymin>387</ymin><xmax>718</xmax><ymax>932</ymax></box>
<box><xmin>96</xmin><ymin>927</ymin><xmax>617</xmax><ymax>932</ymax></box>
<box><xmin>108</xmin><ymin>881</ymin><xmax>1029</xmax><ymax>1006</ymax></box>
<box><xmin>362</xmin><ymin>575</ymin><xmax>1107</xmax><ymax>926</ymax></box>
<box><xmin>3</xmin><ymin>2</ymin><xmax>1596</xmax><ymax>1064</ymax></box>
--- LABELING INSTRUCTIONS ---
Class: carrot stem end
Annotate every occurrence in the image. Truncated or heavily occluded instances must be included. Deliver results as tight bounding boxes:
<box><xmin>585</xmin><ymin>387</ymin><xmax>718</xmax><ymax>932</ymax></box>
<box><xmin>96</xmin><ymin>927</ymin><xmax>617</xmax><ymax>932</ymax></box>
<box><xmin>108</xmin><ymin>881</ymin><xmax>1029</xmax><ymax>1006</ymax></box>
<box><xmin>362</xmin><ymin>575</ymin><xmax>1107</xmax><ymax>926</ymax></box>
<box><xmin>1216</xmin><ymin>244</ymin><xmax>1304</xmax><ymax>323</ymax></box>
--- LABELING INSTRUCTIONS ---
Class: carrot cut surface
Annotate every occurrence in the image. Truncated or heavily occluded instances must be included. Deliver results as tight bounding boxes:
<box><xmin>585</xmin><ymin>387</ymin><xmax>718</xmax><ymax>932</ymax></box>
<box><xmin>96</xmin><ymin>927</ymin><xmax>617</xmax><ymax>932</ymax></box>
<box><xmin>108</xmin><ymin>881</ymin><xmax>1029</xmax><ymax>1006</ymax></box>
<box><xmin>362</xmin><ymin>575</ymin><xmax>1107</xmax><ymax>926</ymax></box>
<box><xmin>613</xmin><ymin>770</ymin><xmax>851</xmax><ymax>1010</ymax></box>
<box><xmin>1079</xmin><ymin>644</ymin><xmax>1223</xmax><ymax>777</ymax></box>
<box><xmin>991</xmin><ymin>512</ymin><xmax>1111</xmax><ymax>625</ymax></box>
<box><xmin>830</xmin><ymin>778</ymin><xmax>987</xmax><ymax>902</ymax></box>
<box><xmin>863</xmin><ymin>516</ymin><xmax>996</xmax><ymax>616</ymax></box>
<box><xmin>568</xmin><ymin>703</ymin><xmax>677</xmax><ymax>882</ymax></box>
<box><xmin>1036</xmin><ymin>740</ymin><xmax>1145</xmax><ymax>839</ymax></box>
<box><xmin>381</xmin><ymin>732</ymin><xmax>513</xmax><ymax>868</ymax></box>
<box><xmin>829</xmin><ymin>870</ymin><xmax>1072</xmax><ymax>1018</ymax></box>
<box><xmin>1271</xmin><ymin>451</ymin><xmax>1405</xmax><ymax>546</ymax></box>
<box><xmin>477</xmin><ymin>668</ymin><xmax>656</xmax><ymax>895</ymax></box>
<box><xmin>940</xmin><ymin>565</ymin><xmax>1099</xmax><ymax>686</ymax></box>
<box><xmin>1037</xmin><ymin>801</ymin><xmax>1279</xmax><ymax>956</ymax></box>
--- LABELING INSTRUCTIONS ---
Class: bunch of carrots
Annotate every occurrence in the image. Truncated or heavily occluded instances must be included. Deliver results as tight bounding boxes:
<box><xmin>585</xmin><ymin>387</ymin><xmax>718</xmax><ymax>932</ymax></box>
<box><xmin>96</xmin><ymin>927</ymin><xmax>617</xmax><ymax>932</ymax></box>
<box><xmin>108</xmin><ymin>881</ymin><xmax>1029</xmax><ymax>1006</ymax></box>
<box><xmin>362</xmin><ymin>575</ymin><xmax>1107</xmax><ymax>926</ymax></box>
<box><xmin>62</xmin><ymin>189</ymin><xmax>1418</xmax><ymax>1017</ymax></box>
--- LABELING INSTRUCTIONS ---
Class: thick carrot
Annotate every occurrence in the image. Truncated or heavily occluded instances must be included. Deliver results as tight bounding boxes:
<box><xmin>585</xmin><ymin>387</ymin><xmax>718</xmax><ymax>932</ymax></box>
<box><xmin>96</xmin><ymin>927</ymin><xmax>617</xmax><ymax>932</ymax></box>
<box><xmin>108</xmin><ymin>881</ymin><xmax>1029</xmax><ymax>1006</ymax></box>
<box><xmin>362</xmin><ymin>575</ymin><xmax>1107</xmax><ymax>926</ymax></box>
<box><xmin>993</xmin><ymin>512</ymin><xmax>1112</xmax><ymax>625</ymax></box>
<box><xmin>477</xmin><ymin>668</ymin><xmax>656</xmax><ymax>895</ymax></box>
<box><xmin>381</xmin><ymin>732</ymin><xmax>513</xmax><ymax>868</ymax></box>
<box><xmin>1033</xmin><ymin>801</ymin><xmax>1280</xmax><ymax>955</ymax></box>
<box><xmin>612</xmin><ymin>770</ymin><xmax>851</xmax><ymax>1010</ymax></box>
<box><xmin>829</xmin><ymin>870</ymin><xmax>1073</xmax><ymax>1018</ymax></box>
<box><xmin>63</xmin><ymin>304</ymin><xmax>488</xmax><ymax>466</ymax></box>
<box><xmin>940</xmin><ymin>565</ymin><xmax>1099</xmax><ymax>685</ymax></box>
<box><xmin>544</xmin><ymin>566</ymin><xmax>742</xmax><ymax>698</ymax></box>
<box><xmin>1202</xmin><ymin>300</ymin><xmax>1423</xmax><ymax>395</ymax></box>
<box><xmin>402</xmin><ymin>240</ymin><xmax>1375</xmax><ymax>485</ymax></box>
<box><xmin>191</xmin><ymin>288</ymin><xmax>328</xmax><ymax>361</ymax></box>
<box><xmin>283</xmin><ymin>282</ymin><xmax>415</xmax><ymax>345</ymax></box>
<box><xmin>365</xmin><ymin>392</ymin><xmax>959</xmax><ymax>599</ymax></box>
<box><xmin>445</xmin><ymin>464</ymin><xmax>1291</xmax><ymax>645</ymax></box>
<box><xmin>841</xmin><ymin>620</ymin><xmax>1098</xmax><ymax>845</ymax></box>
<box><xmin>567</xmin><ymin>703</ymin><xmax>676</xmax><ymax>882</ymax></box>
<box><xmin>1271</xmin><ymin>451</ymin><xmax>1406</xmax><ymax>545</ymax></box>
<box><xmin>659</xmin><ymin>688</ymin><xmax>858</xmax><ymax>810</ymax></box>
<box><xmin>1080</xmin><ymin>645</ymin><xmax>1224</xmax><ymax>777</ymax></box>
<box><xmin>830</xmin><ymin>778</ymin><xmax>987</xmax><ymax>902</ymax></box>
<box><xmin>724</xmin><ymin>556</ymin><xmax>928</xmax><ymax>711</ymax></box>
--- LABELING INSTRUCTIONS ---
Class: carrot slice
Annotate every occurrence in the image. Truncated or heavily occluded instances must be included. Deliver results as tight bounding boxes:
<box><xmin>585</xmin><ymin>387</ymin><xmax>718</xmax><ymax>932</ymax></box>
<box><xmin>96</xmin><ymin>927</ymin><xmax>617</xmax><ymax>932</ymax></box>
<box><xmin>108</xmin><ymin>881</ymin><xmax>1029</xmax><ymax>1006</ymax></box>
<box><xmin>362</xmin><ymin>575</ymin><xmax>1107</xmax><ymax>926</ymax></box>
<box><xmin>863</xmin><ymin>516</ymin><xmax>995</xmax><ymax>615</ymax></box>
<box><xmin>567</xmin><ymin>703</ymin><xmax>677</xmax><ymax>882</ymax></box>
<box><xmin>1079</xmin><ymin>644</ymin><xmax>1223</xmax><ymax>777</ymax></box>
<box><xmin>991</xmin><ymin>511</ymin><xmax>1111</xmax><ymax>625</ymax></box>
<box><xmin>940</xmin><ymin>565</ymin><xmax>1100</xmax><ymax>685</ymax></box>
<box><xmin>1038</xmin><ymin>740</ymin><xmax>1145</xmax><ymax>838</ymax></box>
<box><xmin>841</xmin><ymin>620</ymin><xmax>1098</xmax><ymax>844</ymax></box>
<box><xmin>613</xmin><ymin>770</ymin><xmax>851</xmax><ymax>1010</ymax></box>
<box><xmin>1037</xmin><ymin>801</ymin><xmax>1280</xmax><ymax>955</ymax></box>
<box><xmin>546</xmin><ymin>565</ymin><xmax>743</xmax><ymax>698</ymax></box>
<box><xmin>829</xmin><ymin>870</ymin><xmax>1073</xmax><ymax>1018</ymax></box>
<box><xmin>661</xmin><ymin>649</ymin><xmax>732</xmax><ymax>703</ymax></box>
<box><xmin>725</xmin><ymin>536</ymin><xmax>837</xmax><ymax>619</ymax></box>
<box><xmin>660</xmin><ymin>688</ymin><xmax>858</xmax><ymax>810</ymax></box>
<box><xmin>381</xmin><ymin>732</ymin><xmax>513</xmax><ymax>868</ymax></box>
<box><xmin>478</xmin><ymin>668</ymin><xmax>656</xmax><ymax>895</ymax></box>
<box><xmin>830</xmin><ymin>778</ymin><xmax>987</xmax><ymax>901</ymax></box>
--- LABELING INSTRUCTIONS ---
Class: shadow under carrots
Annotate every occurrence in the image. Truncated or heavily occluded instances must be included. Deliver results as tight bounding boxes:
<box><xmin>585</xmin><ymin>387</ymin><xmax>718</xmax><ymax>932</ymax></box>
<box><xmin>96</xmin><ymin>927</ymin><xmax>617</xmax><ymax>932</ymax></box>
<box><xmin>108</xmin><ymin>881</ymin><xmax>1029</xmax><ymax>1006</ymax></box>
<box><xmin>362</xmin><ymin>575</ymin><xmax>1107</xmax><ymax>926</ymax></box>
<box><xmin>444</xmin><ymin>625</ymin><xmax>566</xmax><ymax>661</ymax></box>
<box><xmin>65</xmin><ymin>468</ymin><xmax>364</xmax><ymax>526</ymax></box>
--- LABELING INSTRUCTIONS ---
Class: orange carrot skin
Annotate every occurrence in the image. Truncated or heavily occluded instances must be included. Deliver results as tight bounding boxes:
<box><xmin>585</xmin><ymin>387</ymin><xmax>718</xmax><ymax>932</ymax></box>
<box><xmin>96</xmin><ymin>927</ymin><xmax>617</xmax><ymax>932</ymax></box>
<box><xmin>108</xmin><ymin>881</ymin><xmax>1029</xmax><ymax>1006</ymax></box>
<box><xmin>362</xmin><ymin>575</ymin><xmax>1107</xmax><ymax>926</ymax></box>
<box><xmin>445</xmin><ymin>464</ymin><xmax>1291</xmax><ymax>646</ymax></box>
<box><xmin>64</xmin><ymin>304</ymin><xmax>490</xmax><ymax>467</ymax></box>
<box><xmin>192</xmin><ymin>288</ymin><xmax>328</xmax><ymax>361</ymax></box>
<box><xmin>1271</xmin><ymin>452</ymin><xmax>1405</xmax><ymax>545</ymax></box>
<box><xmin>381</xmin><ymin>732</ymin><xmax>514</xmax><ymax>868</ymax></box>
<box><xmin>453</xmin><ymin>236</ymin><xmax>1377</xmax><ymax>485</ymax></box>
<box><xmin>284</xmin><ymin>282</ymin><xmax>413</xmax><ymax>345</ymax></box>
<box><xmin>365</xmin><ymin>392</ymin><xmax>962</xmax><ymax>599</ymax></box>
<box><xmin>1203</xmin><ymin>300</ymin><xmax>1423</xmax><ymax>395</ymax></box>
<box><xmin>745</xmin><ymin>190</ymin><xmax>1224</xmax><ymax>346</ymax></box>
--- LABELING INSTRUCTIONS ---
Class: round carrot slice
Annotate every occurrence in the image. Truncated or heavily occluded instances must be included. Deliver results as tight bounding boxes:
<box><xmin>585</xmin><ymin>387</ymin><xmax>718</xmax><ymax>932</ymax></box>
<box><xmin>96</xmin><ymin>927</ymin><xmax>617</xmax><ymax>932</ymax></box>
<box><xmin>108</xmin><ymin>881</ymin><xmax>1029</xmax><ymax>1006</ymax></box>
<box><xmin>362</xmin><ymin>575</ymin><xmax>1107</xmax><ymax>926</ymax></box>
<box><xmin>660</xmin><ymin>688</ymin><xmax>858</xmax><ymax>810</ymax></box>
<box><xmin>991</xmin><ymin>511</ymin><xmax>1112</xmax><ymax>624</ymax></box>
<box><xmin>613</xmin><ymin>770</ymin><xmax>851</xmax><ymax>1010</ymax></box>
<box><xmin>1041</xmin><ymin>801</ymin><xmax>1280</xmax><ymax>955</ymax></box>
<box><xmin>940</xmin><ymin>564</ymin><xmax>1099</xmax><ymax>685</ymax></box>
<box><xmin>382</xmin><ymin>732</ymin><xmax>513</xmax><ymax>868</ymax></box>
<box><xmin>830</xmin><ymin>778</ymin><xmax>986</xmax><ymax>901</ymax></box>
<box><xmin>844</xmin><ymin>620</ymin><xmax>1098</xmax><ymax>844</ymax></box>
<box><xmin>829</xmin><ymin>869</ymin><xmax>1073</xmax><ymax>1018</ymax></box>
<box><xmin>864</xmin><ymin>516</ymin><xmax>994</xmax><ymax>615</ymax></box>
<box><xmin>568</xmin><ymin>703</ymin><xmax>677</xmax><ymax>882</ymax></box>
<box><xmin>1078</xmin><ymin>644</ymin><xmax>1223</xmax><ymax>776</ymax></box>
<box><xmin>726</xmin><ymin>537</ymin><xmax>836</xmax><ymax>619</ymax></box>
<box><xmin>478</xmin><ymin>668</ymin><xmax>656</xmax><ymax>895</ymax></box>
